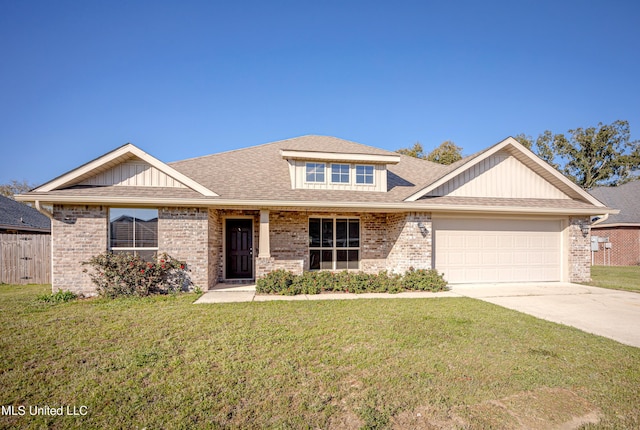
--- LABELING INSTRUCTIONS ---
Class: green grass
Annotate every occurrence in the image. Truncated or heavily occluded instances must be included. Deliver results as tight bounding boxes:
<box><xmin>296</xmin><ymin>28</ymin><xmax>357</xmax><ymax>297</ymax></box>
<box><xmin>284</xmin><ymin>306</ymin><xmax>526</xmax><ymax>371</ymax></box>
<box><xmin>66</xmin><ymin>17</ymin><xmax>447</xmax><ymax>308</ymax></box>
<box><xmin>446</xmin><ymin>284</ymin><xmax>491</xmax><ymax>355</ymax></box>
<box><xmin>1</xmin><ymin>284</ymin><xmax>639</xmax><ymax>429</ymax></box>
<box><xmin>590</xmin><ymin>265</ymin><xmax>640</xmax><ymax>292</ymax></box>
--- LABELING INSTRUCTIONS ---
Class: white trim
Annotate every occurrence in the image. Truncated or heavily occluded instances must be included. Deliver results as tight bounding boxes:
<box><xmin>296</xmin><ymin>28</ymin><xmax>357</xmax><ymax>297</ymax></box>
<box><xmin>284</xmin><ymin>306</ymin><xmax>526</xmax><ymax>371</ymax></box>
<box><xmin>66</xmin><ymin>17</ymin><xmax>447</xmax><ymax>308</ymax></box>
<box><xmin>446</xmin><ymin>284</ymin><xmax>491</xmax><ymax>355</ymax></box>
<box><xmin>281</xmin><ymin>149</ymin><xmax>400</xmax><ymax>164</ymax></box>
<box><xmin>34</xmin><ymin>143</ymin><xmax>218</xmax><ymax>197</ymax></box>
<box><xmin>405</xmin><ymin>137</ymin><xmax>605</xmax><ymax>207</ymax></box>
<box><xmin>14</xmin><ymin>194</ymin><xmax>620</xmax><ymax>216</ymax></box>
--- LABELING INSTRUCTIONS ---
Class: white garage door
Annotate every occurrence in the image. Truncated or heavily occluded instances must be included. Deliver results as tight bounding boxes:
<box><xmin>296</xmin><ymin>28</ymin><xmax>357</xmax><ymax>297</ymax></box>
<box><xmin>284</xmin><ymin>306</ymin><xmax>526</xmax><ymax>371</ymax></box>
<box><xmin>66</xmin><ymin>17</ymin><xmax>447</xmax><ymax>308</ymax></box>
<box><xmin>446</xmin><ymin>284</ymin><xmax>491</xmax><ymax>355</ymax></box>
<box><xmin>434</xmin><ymin>218</ymin><xmax>562</xmax><ymax>283</ymax></box>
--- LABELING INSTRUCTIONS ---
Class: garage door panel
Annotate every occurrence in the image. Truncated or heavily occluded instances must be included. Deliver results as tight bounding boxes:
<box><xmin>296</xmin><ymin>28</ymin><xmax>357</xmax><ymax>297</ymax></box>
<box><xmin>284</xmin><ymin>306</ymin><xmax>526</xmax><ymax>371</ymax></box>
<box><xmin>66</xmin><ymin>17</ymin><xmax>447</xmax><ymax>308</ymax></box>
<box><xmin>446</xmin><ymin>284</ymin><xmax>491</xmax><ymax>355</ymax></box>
<box><xmin>434</xmin><ymin>218</ymin><xmax>562</xmax><ymax>283</ymax></box>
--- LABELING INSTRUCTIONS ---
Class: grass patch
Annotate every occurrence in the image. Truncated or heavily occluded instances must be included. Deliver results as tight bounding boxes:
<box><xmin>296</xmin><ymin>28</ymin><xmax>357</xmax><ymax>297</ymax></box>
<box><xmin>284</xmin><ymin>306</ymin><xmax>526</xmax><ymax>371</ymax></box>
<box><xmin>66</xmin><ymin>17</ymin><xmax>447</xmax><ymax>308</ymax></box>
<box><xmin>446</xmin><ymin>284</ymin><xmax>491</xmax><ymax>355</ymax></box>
<box><xmin>1</xmin><ymin>284</ymin><xmax>639</xmax><ymax>428</ymax></box>
<box><xmin>589</xmin><ymin>265</ymin><xmax>640</xmax><ymax>292</ymax></box>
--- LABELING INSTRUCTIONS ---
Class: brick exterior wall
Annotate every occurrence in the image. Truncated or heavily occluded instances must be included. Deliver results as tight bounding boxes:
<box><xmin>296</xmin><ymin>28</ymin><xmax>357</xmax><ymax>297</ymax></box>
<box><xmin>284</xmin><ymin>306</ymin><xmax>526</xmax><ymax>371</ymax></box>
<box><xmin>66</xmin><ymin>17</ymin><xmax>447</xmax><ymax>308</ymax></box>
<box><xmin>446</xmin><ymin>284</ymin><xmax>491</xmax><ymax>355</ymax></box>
<box><xmin>255</xmin><ymin>210</ymin><xmax>433</xmax><ymax>278</ymax></box>
<box><xmin>568</xmin><ymin>216</ymin><xmax>591</xmax><ymax>282</ymax></box>
<box><xmin>385</xmin><ymin>212</ymin><xmax>432</xmax><ymax>273</ymax></box>
<box><xmin>51</xmin><ymin>205</ymin><xmax>591</xmax><ymax>293</ymax></box>
<box><xmin>590</xmin><ymin>226</ymin><xmax>640</xmax><ymax>266</ymax></box>
<box><xmin>51</xmin><ymin>205</ymin><xmax>107</xmax><ymax>296</ymax></box>
<box><xmin>158</xmin><ymin>207</ymin><xmax>211</xmax><ymax>290</ymax></box>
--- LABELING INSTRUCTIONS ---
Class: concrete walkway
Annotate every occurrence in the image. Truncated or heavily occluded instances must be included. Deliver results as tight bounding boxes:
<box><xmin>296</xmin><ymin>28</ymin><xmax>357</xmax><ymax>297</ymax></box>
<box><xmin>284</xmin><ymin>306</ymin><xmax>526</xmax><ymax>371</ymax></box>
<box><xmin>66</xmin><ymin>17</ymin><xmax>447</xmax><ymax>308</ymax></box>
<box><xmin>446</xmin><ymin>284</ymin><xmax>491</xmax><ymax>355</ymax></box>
<box><xmin>194</xmin><ymin>282</ymin><xmax>640</xmax><ymax>348</ymax></box>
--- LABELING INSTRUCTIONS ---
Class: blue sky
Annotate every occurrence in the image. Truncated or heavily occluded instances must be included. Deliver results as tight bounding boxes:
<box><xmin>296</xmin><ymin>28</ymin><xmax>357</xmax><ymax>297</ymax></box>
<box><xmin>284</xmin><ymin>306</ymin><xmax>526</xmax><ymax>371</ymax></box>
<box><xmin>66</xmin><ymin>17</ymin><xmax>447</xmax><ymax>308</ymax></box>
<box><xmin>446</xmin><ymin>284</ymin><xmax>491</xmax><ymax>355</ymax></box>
<box><xmin>1</xmin><ymin>0</ymin><xmax>639</xmax><ymax>186</ymax></box>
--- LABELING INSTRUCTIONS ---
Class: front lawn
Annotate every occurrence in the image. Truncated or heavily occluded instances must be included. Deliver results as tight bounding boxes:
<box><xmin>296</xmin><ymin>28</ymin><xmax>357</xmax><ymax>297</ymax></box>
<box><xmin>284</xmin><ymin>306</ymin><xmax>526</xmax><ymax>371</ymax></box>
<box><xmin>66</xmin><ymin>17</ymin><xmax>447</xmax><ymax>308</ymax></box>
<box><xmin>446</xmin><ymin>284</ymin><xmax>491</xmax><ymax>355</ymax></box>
<box><xmin>590</xmin><ymin>265</ymin><xmax>640</xmax><ymax>292</ymax></box>
<box><xmin>1</xmin><ymin>284</ymin><xmax>639</xmax><ymax>429</ymax></box>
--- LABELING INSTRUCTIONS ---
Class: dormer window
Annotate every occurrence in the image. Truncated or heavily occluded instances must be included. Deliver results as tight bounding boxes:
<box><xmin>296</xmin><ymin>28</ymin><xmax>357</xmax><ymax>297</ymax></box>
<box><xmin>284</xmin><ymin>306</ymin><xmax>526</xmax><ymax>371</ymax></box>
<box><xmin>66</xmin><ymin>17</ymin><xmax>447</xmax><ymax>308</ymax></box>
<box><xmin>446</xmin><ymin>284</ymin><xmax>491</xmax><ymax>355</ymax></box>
<box><xmin>305</xmin><ymin>162</ymin><xmax>325</xmax><ymax>183</ymax></box>
<box><xmin>331</xmin><ymin>164</ymin><xmax>350</xmax><ymax>183</ymax></box>
<box><xmin>283</xmin><ymin>150</ymin><xmax>399</xmax><ymax>192</ymax></box>
<box><xmin>356</xmin><ymin>165</ymin><xmax>374</xmax><ymax>185</ymax></box>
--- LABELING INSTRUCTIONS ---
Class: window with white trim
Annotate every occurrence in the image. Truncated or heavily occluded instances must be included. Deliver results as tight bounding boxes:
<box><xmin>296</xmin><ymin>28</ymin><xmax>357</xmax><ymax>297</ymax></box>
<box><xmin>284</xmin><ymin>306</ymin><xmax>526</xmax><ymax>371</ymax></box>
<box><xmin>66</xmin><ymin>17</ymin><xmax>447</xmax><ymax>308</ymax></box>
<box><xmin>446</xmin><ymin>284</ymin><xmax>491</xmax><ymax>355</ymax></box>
<box><xmin>305</xmin><ymin>162</ymin><xmax>325</xmax><ymax>183</ymax></box>
<box><xmin>355</xmin><ymin>165</ymin><xmax>374</xmax><ymax>184</ymax></box>
<box><xmin>309</xmin><ymin>218</ymin><xmax>360</xmax><ymax>270</ymax></box>
<box><xmin>331</xmin><ymin>164</ymin><xmax>350</xmax><ymax>183</ymax></box>
<box><xmin>109</xmin><ymin>208</ymin><xmax>158</xmax><ymax>260</ymax></box>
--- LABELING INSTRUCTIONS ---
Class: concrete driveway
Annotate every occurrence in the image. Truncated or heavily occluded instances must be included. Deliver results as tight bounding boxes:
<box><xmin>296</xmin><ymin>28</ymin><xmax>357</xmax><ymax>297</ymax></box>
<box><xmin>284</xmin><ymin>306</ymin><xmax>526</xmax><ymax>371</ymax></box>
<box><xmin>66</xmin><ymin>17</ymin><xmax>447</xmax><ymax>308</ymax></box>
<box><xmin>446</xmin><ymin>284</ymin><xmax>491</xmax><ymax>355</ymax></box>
<box><xmin>450</xmin><ymin>282</ymin><xmax>640</xmax><ymax>348</ymax></box>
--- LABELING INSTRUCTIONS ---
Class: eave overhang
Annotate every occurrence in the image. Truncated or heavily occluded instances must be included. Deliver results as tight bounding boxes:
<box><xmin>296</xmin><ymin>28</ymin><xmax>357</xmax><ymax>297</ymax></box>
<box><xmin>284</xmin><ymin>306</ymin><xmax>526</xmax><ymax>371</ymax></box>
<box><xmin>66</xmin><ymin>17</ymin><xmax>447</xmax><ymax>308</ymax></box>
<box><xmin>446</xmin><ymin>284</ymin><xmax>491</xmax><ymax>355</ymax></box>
<box><xmin>14</xmin><ymin>193</ymin><xmax>618</xmax><ymax>216</ymax></box>
<box><xmin>280</xmin><ymin>150</ymin><xmax>400</xmax><ymax>164</ymax></box>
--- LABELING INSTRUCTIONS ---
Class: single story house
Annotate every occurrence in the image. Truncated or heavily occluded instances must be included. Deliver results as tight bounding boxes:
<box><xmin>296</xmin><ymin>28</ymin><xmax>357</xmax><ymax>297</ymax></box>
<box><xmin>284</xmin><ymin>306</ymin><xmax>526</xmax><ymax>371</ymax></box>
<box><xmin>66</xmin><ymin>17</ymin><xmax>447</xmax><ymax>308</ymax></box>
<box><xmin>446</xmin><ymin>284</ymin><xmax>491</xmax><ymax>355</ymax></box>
<box><xmin>16</xmin><ymin>135</ymin><xmax>615</xmax><ymax>295</ymax></box>
<box><xmin>588</xmin><ymin>181</ymin><xmax>640</xmax><ymax>266</ymax></box>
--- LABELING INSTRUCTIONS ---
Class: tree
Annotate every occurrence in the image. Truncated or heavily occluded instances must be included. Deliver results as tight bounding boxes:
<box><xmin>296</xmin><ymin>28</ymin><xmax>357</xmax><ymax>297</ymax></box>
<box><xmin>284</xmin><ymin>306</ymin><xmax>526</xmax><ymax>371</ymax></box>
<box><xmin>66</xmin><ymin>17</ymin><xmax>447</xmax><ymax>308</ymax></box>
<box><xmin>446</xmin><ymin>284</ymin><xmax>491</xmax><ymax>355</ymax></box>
<box><xmin>396</xmin><ymin>140</ymin><xmax>463</xmax><ymax>165</ymax></box>
<box><xmin>517</xmin><ymin>120</ymin><xmax>640</xmax><ymax>188</ymax></box>
<box><xmin>396</xmin><ymin>142</ymin><xmax>426</xmax><ymax>159</ymax></box>
<box><xmin>426</xmin><ymin>140</ymin><xmax>463</xmax><ymax>165</ymax></box>
<box><xmin>0</xmin><ymin>179</ymin><xmax>35</xmax><ymax>199</ymax></box>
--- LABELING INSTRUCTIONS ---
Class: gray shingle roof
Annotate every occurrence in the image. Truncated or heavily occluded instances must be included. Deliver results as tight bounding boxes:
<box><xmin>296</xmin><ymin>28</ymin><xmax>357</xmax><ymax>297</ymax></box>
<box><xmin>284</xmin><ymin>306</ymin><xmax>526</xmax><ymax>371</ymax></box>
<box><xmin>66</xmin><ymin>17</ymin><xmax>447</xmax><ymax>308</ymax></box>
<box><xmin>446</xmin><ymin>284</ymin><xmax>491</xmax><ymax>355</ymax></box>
<box><xmin>589</xmin><ymin>181</ymin><xmax>640</xmax><ymax>224</ymax></box>
<box><xmin>0</xmin><ymin>195</ymin><xmax>51</xmax><ymax>232</ymax></box>
<box><xmin>168</xmin><ymin>135</ymin><xmax>450</xmax><ymax>202</ymax></box>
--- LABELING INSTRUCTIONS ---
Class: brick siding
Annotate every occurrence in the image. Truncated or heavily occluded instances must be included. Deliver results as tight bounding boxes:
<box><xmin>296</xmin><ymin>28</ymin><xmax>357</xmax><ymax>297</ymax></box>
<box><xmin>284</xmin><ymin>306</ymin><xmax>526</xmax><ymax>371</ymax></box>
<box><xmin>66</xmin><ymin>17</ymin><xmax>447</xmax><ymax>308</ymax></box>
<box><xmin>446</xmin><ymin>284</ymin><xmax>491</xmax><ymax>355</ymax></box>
<box><xmin>51</xmin><ymin>205</ymin><xmax>107</xmax><ymax>295</ymax></box>
<box><xmin>590</xmin><ymin>226</ymin><xmax>640</xmax><ymax>266</ymax></box>
<box><xmin>158</xmin><ymin>207</ymin><xmax>211</xmax><ymax>290</ymax></box>
<box><xmin>568</xmin><ymin>216</ymin><xmax>591</xmax><ymax>282</ymax></box>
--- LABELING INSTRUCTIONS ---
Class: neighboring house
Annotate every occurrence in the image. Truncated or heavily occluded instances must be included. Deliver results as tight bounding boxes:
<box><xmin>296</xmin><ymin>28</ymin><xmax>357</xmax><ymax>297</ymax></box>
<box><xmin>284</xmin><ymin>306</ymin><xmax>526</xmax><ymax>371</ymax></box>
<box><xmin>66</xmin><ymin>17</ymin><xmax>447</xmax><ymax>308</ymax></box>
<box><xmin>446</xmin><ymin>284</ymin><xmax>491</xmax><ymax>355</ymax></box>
<box><xmin>15</xmin><ymin>135</ymin><xmax>615</xmax><ymax>295</ymax></box>
<box><xmin>0</xmin><ymin>194</ymin><xmax>51</xmax><ymax>284</ymax></box>
<box><xmin>589</xmin><ymin>181</ymin><xmax>640</xmax><ymax>266</ymax></box>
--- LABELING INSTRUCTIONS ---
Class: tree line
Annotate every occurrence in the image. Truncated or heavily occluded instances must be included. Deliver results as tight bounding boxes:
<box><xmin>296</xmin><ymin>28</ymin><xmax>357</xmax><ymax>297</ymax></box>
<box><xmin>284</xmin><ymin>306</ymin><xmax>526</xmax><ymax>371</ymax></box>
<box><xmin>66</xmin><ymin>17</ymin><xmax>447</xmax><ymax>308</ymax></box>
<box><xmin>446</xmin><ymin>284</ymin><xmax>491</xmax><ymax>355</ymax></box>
<box><xmin>396</xmin><ymin>120</ymin><xmax>639</xmax><ymax>189</ymax></box>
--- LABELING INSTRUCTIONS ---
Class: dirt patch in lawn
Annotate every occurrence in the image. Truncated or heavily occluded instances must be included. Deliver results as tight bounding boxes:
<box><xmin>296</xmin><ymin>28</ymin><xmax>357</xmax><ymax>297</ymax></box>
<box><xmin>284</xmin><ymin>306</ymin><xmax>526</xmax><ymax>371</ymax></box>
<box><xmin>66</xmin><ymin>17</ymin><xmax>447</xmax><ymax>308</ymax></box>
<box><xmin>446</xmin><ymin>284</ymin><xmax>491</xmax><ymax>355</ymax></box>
<box><xmin>392</xmin><ymin>387</ymin><xmax>601</xmax><ymax>429</ymax></box>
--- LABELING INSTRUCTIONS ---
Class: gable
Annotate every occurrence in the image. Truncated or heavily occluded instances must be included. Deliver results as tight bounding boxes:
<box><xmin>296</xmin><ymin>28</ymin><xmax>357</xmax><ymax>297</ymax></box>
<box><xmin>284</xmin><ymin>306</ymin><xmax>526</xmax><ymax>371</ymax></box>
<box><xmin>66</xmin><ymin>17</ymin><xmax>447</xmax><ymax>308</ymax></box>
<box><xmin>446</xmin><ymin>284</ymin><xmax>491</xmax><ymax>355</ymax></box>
<box><xmin>78</xmin><ymin>158</ymin><xmax>187</xmax><ymax>188</ymax></box>
<box><xmin>426</xmin><ymin>150</ymin><xmax>570</xmax><ymax>199</ymax></box>
<box><xmin>33</xmin><ymin>143</ymin><xmax>217</xmax><ymax>197</ymax></box>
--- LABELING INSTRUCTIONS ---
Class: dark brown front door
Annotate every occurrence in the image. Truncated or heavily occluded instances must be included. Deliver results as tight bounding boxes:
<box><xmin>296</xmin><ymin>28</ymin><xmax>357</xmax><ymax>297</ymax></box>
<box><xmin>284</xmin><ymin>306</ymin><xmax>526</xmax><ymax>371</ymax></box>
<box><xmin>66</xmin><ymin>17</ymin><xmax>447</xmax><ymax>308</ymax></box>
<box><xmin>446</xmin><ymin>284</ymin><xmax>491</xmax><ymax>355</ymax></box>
<box><xmin>226</xmin><ymin>219</ymin><xmax>253</xmax><ymax>279</ymax></box>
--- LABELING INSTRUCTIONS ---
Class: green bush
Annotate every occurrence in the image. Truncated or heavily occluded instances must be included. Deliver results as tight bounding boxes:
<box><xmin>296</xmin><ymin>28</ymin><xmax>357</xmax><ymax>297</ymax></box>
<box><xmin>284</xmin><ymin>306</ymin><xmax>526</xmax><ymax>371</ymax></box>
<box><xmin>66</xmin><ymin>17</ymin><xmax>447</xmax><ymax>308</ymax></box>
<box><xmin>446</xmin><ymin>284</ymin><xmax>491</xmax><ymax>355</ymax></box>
<box><xmin>256</xmin><ymin>268</ymin><xmax>447</xmax><ymax>295</ymax></box>
<box><xmin>82</xmin><ymin>252</ymin><xmax>189</xmax><ymax>298</ymax></box>
<box><xmin>255</xmin><ymin>269</ymin><xmax>295</xmax><ymax>294</ymax></box>
<box><xmin>401</xmin><ymin>267</ymin><xmax>448</xmax><ymax>292</ymax></box>
<box><xmin>37</xmin><ymin>290</ymin><xmax>77</xmax><ymax>303</ymax></box>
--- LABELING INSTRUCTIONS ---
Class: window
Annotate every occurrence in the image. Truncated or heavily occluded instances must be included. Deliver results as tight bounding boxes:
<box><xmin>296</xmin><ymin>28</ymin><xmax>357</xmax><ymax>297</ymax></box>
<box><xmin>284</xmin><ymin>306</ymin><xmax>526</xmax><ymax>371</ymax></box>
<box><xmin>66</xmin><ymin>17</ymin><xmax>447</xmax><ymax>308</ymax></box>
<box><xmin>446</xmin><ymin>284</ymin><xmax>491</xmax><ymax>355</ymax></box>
<box><xmin>109</xmin><ymin>208</ymin><xmax>158</xmax><ymax>260</ymax></box>
<box><xmin>355</xmin><ymin>165</ymin><xmax>374</xmax><ymax>184</ymax></box>
<box><xmin>331</xmin><ymin>164</ymin><xmax>350</xmax><ymax>183</ymax></box>
<box><xmin>305</xmin><ymin>162</ymin><xmax>325</xmax><ymax>183</ymax></box>
<box><xmin>309</xmin><ymin>218</ymin><xmax>360</xmax><ymax>270</ymax></box>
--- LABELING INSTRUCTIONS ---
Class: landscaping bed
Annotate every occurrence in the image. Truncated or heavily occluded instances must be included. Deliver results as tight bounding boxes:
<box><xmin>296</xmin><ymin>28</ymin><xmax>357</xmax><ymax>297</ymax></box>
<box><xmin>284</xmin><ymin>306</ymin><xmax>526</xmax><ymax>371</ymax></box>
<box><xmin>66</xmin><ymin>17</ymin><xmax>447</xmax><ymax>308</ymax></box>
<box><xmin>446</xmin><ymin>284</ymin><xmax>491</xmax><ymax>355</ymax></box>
<box><xmin>256</xmin><ymin>268</ymin><xmax>448</xmax><ymax>295</ymax></box>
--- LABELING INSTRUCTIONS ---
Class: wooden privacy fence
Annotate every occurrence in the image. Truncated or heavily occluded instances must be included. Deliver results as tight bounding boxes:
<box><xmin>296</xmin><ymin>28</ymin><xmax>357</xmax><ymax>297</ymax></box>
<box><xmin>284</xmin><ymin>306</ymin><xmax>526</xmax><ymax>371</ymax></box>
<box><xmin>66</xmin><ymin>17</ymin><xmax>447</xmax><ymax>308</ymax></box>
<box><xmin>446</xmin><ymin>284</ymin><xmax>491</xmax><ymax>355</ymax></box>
<box><xmin>0</xmin><ymin>233</ymin><xmax>51</xmax><ymax>284</ymax></box>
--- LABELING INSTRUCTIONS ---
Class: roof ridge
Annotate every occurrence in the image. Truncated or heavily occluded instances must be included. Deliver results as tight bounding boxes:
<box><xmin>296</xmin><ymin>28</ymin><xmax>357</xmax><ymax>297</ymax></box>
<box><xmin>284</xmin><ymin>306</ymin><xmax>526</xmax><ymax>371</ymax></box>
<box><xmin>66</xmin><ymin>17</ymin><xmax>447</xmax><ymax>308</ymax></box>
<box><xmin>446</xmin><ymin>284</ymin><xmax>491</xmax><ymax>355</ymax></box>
<box><xmin>169</xmin><ymin>135</ymin><xmax>398</xmax><ymax>165</ymax></box>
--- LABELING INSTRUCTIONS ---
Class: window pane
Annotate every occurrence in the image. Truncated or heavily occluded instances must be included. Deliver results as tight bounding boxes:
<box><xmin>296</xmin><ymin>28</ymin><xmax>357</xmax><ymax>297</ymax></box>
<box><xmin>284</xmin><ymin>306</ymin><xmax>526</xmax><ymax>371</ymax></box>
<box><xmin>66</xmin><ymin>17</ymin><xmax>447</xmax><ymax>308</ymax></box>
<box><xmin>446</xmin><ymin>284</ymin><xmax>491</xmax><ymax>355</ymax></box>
<box><xmin>355</xmin><ymin>165</ymin><xmax>374</xmax><ymax>184</ymax></box>
<box><xmin>347</xmin><ymin>250</ymin><xmax>359</xmax><ymax>270</ymax></box>
<box><xmin>336</xmin><ymin>220</ymin><xmax>347</xmax><ymax>247</ymax></box>
<box><xmin>336</xmin><ymin>250</ymin><xmax>348</xmax><ymax>269</ymax></box>
<box><xmin>135</xmin><ymin>218</ymin><xmax>158</xmax><ymax>247</ymax></box>
<box><xmin>331</xmin><ymin>164</ymin><xmax>349</xmax><ymax>183</ymax></box>
<box><xmin>110</xmin><ymin>208</ymin><xmax>158</xmax><ymax>249</ymax></box>
<box><xmin>110</xmin><ymin>215</ymin><xmax>133</xmax><ymax>248</ymax></box>
<box><xmin>321</xmin><ymin>250</ymin><xmax>333</xmax><ymax>270</ymax></box>
<box><xmin>349</xmin><ymin>220</ymin><xmax>360</xmax><ymax>247</ymax></box>
<box><xmin>306</xmin><ymin>163</ymin><xmax>325</xmax><ymax>182</ymax></box>
<box><xmin>309</xmin><ymin>218</ymin><xmax>321</xmax><ymax>247</ymax></box>
<box><xmin>310</xmin><ymin>250</ymin><xmax>321</xmax><ymax>270</ymax></box>
<box><xmin>322</xmin><ymin>219</ymin><xmax>333</xmax><ymax>247</ymax></box>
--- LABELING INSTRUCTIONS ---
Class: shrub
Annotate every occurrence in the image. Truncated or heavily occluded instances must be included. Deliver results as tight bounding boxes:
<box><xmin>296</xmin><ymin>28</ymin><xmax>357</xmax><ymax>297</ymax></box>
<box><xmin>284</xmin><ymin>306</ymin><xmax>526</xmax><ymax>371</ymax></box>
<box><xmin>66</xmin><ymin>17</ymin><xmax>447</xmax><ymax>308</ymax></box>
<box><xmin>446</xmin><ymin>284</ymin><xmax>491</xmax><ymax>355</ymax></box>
<box><xmin>82</xmin><ymin>252</ymin><xmax>189</xmax><ymax>298</ymax></box>
<box><xmin>401</xmin><ymin>267</ymin><xmax>448</xmax><ymax>292</ymax></box>
<box><xmin>256</xmin><ymin>268</ymin><xmax>447</xmax><ymax>295</ymax></box>
<box><xmin>255</xmin><ymin>269</ymin><xmax>295</xmax><ymax>294</ymax></box>
<box><xmin>37</xmin><ymin>290</ymin><xmax>77</xmax><ymax>303</ymax></box>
